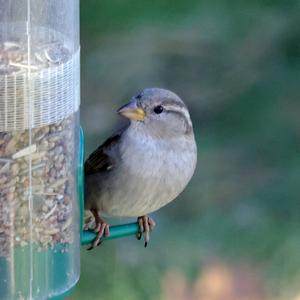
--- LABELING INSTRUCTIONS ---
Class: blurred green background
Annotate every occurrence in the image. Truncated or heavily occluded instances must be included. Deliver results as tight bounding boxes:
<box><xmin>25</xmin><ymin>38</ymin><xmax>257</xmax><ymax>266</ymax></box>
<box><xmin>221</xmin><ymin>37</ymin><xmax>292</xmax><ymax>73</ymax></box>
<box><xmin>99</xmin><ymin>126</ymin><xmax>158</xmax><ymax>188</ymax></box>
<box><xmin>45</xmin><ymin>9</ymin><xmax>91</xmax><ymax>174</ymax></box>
<box><xmin>69</xmin><ymin>1</ymin><xmax>300</xmax><ymax>299</ymax></box>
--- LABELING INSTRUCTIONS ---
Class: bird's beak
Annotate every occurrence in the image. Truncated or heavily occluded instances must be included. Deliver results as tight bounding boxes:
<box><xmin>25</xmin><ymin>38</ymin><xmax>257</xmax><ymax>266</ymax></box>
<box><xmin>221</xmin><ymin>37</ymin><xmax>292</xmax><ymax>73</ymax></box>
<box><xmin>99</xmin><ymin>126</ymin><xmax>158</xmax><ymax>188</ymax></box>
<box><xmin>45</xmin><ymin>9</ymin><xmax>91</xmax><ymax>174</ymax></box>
<box><xmin>117</xmin><ymin>100</ymin><xmax>145</xmax><ymax>121</ymax></box>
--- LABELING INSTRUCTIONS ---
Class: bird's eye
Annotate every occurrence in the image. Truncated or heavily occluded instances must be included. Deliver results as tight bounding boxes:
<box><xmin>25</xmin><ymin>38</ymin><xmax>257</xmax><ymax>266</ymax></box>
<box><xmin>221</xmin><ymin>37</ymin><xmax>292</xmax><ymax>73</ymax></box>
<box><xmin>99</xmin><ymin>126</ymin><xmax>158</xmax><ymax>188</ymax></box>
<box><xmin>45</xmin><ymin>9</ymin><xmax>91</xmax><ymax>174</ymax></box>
<box><xmin>153</xmin><ymin>105</ymin><xmax>164</xmax><ymax>114</ymax></box>
<box><xmin>136</xmin><ymin>93</ymin><xmax>142</xmax><ymax>99</ymax></box>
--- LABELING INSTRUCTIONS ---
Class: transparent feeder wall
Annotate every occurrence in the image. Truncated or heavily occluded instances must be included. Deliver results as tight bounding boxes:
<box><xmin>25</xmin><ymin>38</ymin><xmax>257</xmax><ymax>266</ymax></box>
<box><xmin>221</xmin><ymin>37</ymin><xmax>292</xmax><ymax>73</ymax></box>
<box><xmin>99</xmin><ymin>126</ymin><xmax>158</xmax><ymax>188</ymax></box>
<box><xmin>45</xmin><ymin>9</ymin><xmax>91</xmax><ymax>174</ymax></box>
<box><xmin>0</xmin><ymin>0</ymin><xmax>80</xmax><ymax>299</ymax></box>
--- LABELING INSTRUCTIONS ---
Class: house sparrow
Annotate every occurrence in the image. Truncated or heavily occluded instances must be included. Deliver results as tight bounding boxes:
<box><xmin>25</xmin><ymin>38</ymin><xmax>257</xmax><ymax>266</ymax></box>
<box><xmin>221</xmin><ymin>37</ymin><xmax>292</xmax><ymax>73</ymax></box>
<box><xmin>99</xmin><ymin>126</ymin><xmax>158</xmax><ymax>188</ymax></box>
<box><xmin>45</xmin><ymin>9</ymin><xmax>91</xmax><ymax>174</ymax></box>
<box><xmin>84</xmin><ymin>88</ymin><xmax>197</xmax><ymax>249</ymax></box>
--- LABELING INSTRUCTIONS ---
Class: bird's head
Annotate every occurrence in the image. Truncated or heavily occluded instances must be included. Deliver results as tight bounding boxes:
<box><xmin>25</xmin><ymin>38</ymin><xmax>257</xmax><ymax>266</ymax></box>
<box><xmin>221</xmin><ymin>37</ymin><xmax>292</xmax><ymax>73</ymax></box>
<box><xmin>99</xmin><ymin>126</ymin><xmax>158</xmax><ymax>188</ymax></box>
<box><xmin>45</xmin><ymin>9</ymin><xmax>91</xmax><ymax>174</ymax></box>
<box><xmin>117</xmin><ymin>88</ymin><xmax>193</xmax><ymax>138</ymax></box>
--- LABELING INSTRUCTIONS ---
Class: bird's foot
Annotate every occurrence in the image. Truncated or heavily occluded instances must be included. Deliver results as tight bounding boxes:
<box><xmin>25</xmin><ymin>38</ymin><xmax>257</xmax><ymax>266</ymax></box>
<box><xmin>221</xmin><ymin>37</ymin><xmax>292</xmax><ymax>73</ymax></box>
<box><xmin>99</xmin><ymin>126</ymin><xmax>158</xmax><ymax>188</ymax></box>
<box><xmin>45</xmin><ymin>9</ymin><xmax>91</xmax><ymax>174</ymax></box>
<box><xmin>87</xmin><ymin>209</ymin><xmax>110</xmax><ymax>250</ymax></box>
<box><xmin>83</xmin><ymin>215</ymin><xmax>93</xmax><ymax>231</ymax></box>
<box><xmin>136</xmin><ymin>215</ymin><xmax>156</xmax><ymax>247</ymax></box>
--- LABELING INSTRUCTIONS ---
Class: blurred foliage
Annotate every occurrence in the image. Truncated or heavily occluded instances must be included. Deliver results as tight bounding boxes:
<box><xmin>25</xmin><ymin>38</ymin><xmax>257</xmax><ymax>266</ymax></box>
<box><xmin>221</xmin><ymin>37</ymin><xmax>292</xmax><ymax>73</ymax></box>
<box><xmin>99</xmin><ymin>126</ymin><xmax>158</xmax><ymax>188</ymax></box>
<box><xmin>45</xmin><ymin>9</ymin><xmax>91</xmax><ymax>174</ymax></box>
<box><xmin>69</xmin><ymin>0</ymin><xmax>300</xmax><ymax>299</ymax></box>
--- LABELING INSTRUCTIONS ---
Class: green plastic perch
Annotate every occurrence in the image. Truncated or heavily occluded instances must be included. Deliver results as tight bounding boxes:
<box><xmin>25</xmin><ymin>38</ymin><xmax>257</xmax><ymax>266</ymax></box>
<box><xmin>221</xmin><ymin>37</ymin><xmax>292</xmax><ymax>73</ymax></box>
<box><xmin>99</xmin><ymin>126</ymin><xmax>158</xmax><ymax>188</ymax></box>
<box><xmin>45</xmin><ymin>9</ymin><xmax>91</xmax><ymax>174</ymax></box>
<box><xmin>81</xmin><ymin>223</ymin><xmax>140</xmax><ymax>245</ymax></box>
<box><xmin>78</xmin><ymin>128</ymin><xmax>140</xmax><ymax>246</ymax></box>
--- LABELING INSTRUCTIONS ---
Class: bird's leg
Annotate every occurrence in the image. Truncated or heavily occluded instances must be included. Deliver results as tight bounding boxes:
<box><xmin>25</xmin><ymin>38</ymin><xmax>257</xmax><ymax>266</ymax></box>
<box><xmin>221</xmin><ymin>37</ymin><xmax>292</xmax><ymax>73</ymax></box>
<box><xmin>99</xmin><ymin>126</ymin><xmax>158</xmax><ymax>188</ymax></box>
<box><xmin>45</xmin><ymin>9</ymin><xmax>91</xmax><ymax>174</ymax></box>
<box><xmin>137</xmin><ymin>215</ymin><xmax>156</xmax><ymax>247</ymax></box>
<box><xmin>87</xmin><ymin>208</ymin><xmax>110</xmax><ymax>250</ymax></box>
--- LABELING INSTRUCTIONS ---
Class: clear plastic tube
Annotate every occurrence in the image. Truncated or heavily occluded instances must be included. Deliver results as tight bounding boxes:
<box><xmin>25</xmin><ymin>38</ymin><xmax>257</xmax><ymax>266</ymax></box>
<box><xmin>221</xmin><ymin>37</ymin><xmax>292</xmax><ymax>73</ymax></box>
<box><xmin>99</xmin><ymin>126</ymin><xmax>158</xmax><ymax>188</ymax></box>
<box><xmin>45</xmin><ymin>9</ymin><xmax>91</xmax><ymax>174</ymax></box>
<box><xmin>0</xmin><ymin>1</ymin><xmax>80</xmax><ymax>299</ymax></box>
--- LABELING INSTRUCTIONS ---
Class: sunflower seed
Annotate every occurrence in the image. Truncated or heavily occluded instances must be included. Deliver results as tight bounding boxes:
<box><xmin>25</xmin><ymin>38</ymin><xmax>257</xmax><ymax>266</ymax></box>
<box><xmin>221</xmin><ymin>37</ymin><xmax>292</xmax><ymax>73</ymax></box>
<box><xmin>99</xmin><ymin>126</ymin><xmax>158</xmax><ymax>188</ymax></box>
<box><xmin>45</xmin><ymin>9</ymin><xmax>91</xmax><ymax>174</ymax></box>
<box><xmin>12</xmin><ymin>144</ymin><xmax>37</xmax><ymax>159</ymax></box>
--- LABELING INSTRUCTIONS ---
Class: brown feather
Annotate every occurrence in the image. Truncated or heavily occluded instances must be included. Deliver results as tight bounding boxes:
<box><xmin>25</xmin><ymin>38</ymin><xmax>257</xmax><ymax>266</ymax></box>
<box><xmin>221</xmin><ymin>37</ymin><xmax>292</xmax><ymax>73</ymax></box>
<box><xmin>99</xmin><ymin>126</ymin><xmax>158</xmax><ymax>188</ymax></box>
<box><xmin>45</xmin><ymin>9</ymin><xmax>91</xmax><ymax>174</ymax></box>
<box><xmin>84</xmin><ymin>133</ymin><xmax>121</xmax><ymax>176</ymax></box>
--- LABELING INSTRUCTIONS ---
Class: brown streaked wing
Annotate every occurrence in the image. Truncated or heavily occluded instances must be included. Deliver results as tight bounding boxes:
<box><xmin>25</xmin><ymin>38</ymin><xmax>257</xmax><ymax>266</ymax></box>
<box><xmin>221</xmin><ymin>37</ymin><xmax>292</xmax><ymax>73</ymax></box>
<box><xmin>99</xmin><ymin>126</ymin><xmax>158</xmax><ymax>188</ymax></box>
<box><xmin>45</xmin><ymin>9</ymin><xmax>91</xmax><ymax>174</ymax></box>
<box><xmin>84</xmin><ymin>133</ymin><xmax>121</xmax><ymax>176</ymax></box>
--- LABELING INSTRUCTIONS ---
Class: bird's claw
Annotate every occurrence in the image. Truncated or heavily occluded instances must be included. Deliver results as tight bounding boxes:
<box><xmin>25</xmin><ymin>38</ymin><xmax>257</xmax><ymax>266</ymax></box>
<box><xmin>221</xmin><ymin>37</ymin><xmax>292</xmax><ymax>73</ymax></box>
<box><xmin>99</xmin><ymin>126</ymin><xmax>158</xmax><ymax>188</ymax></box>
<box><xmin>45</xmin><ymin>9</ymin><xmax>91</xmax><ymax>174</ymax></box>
<box><xmin>87</xmin><ymin>222</ymin><xmax>110</xmax><ymax>250</ymax></box>
<box><xmin>86</xmin><ymin>209</ymin><xmax>110</xmax><ymax>250</ymax></box>
<box><xmin>136</xmin><ymin>231</ymin><xmax>142</xmax><ymax>240</ymax></box>
<box><xmin>137</xmin><ymin>215</ymin><xmax>156</xmax><ymax>247</ymax></box>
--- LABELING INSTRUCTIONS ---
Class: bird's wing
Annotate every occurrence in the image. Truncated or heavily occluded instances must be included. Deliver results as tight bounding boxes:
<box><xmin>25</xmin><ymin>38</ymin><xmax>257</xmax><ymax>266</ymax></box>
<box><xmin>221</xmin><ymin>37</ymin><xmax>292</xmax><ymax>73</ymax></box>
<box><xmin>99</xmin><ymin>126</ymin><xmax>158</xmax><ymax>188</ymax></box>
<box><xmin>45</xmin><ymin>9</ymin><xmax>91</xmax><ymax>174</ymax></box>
<box><xmin>84</xmin><ymin>132</ymin><xmax>122</xmax><ymax>176</ymax></box>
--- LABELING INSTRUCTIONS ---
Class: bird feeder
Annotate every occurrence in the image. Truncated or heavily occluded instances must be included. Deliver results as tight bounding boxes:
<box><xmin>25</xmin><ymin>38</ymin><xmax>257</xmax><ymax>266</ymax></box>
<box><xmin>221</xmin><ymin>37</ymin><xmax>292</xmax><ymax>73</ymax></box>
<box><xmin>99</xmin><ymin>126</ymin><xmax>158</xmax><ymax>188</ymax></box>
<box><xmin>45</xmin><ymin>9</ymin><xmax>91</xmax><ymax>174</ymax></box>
<box><xmin>0</xmin><ymin>1</ymin><xmax>139</xmax><ymax>299</ymax></box>
<box><xmin>0</xmin><ymin>0</ymin><xmax>80</xmax><ymax>299</ymax></box>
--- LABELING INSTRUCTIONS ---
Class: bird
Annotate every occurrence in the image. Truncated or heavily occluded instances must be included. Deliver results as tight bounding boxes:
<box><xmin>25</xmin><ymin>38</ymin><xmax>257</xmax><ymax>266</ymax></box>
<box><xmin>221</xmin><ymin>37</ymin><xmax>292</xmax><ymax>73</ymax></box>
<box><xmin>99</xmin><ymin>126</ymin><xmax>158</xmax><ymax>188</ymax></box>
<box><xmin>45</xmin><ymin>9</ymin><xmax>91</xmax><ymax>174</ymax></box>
<box><xmin>84</xmin><ymin>88</ymin><xmax>197</xmax><ymax>249</ymax></box>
